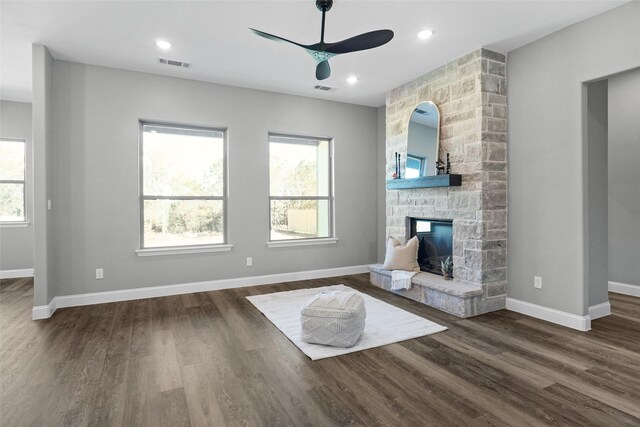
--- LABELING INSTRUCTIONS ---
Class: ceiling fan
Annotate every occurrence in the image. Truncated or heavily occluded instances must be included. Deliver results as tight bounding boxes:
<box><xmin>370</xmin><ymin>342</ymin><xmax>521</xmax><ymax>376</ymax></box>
<box><xmin>249</xmin><ymin>0</ymin><xmax>394</xmax><ymax>80</ymax></box>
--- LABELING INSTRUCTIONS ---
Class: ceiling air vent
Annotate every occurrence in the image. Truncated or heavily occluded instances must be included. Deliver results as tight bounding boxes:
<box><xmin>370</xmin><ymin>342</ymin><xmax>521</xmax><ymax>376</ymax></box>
<box><xmin>158</xmin><ymin>57</ymin><xmax>191</xmax><ymax>69</ymax></box>
<box><xmin>314</xmin><ymin>85</ymin><xmax>336</xmax><ymax>92</ymax></box>
<box><xmin>414</xmin><ymin>108</ymin><xmax>430</xmax><ymax>115</ymax></box>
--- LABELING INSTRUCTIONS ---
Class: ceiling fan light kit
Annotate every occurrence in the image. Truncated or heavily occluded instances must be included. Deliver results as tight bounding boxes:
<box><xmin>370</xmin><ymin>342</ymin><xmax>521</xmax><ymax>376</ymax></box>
<box><xmin>249</xmin><ymin>0</ymin><xmax>394</xmax><ymax>80</ymax></box>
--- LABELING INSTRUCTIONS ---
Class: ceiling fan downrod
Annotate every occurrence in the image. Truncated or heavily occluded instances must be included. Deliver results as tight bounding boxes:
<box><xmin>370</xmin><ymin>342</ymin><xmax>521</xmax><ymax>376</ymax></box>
<box><xmin>316</xmin><ymin>0</ymin><xmax>333</xmax><ymax>43</ymax></box>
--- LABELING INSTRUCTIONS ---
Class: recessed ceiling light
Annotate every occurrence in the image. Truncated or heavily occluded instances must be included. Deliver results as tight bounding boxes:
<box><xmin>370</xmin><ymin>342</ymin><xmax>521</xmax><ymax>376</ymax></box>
<box><xmin>346</xmin><ymin>76</ymin><xmax>358</xmax><ymax>84</ymax></box>
<box><xmin>156</xmin><ymin>40</ymin><xmax>172</xmax><ymax>50</ymax></box>
<box><xmin>417</xmin><ymin>30</ymin><xmax>434</xmax><ymax>40</ymax></box>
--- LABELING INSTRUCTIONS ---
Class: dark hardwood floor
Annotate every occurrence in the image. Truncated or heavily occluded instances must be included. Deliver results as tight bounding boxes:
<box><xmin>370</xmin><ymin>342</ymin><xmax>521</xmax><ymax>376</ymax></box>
<box><xmin>1</xmin><ymin>274</ymin><xmax>639</xmax><ymax>426</ymax></box>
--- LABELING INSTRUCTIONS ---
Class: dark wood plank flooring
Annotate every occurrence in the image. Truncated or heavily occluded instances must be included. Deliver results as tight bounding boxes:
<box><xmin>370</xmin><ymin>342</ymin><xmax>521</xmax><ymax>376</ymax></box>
<box><xmin>1</xmin><ymin>274</ymin><xmax>639</xmax><ymax>426</ymax></box>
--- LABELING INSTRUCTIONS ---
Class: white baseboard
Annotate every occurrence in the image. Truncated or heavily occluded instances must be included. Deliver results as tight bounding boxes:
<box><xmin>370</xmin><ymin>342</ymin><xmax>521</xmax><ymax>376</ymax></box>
<box><xmin>506</xmin><ymin>298</ymin><xmax>591</xmax><ymax>331</ymax></box>
<box><xmin>32</xmin><ymin>264</ymin><xmax>370</xmax><ymax>320</ymax></box>
<box><xmin>609</xmin><ymin>281</ymin><xmax>640</xmax><ymax>297</ymax></box>
<box><xmin>588</xmin><ymin>302</ymin><xmax>611</xmax><ymax>320</ymax></box>
<box><xmin>0</xmin><ymin>268</ymin><xmax>34</xmax><ymax>279</ymax></box>
<box><xmin>32</xmin><ymin>298</ymin><xmax>57</xmax><ymax>320</ymax></box>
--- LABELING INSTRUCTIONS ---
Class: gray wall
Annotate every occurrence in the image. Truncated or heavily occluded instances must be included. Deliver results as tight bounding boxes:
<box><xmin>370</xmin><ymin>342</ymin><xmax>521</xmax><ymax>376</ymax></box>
<box><xmin>586</xmin><ymin>80</ymin><xmax>608</xmax><ymax>307</ymax></box>
<box><xmin>32</xmin><ymin>45</ymin><xmax>55</xmax><ymax>306</ymax></box>
<box><xmin>51</xmin><ymin>60</ymin><xmax>379</xmax><ymax>297</ymax></box>
<box><xmin>377</xmin><ymin>105</ymin><xmax>386</xmax><ymax>262</ymax></box>
<box><xmin>507</xmin><ymin>2</ymin><xmax>640</xmax><ymax>316</ymax></box>
<box><xmin>608</xmin><ymin>69</ymin><xmax>640</xmax><ymax>287</ymax></box>
<box><xmin>0</xmin><ymin>100</ymin><xmax>34</xmax><ymax>271</ymax></box>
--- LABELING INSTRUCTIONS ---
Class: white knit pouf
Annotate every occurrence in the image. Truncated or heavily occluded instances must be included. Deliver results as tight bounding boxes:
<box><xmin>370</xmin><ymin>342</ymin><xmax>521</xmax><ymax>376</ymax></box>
<box><xmin>300</xmin><ymin>290</ymin><xmax>366</xmax><ymax>348</ymax></box>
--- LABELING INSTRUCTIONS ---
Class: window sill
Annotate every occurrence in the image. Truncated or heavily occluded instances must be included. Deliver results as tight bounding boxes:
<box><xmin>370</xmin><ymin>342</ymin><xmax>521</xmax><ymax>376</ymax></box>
<box><xmin>266</xmin><ymin>238</ymin><xmax>338</xmax><ymax>248</ymax></box>
<box><xmin>0</xmin><ymin>221</ymin><xmax>29</xmax><ymax>228</ymax></box>
<box><xmin>135</xmin><ymin>244</ymin><xmax>234</xmax><ymax>257</ymax></box>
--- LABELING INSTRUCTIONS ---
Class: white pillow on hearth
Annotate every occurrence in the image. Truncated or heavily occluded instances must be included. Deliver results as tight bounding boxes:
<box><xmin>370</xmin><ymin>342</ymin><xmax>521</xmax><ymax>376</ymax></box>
<box><xmin>382</xmin><ymin>236</ymin><xmax>420</xmax><ymax>272</ymax></box>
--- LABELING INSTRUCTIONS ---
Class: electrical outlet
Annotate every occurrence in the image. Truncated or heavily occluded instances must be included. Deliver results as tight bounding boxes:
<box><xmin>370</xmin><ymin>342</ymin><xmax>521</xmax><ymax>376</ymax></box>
<box><xmin>96</xmin><ymin>268</ymin><xmax>104</xmax><ymax>280</ymax></box>
<box><xmin>47</xmin><ymin>199</ymin><xmax>52</xmax><ymax>210</ymax></box>
<box><xmin>246</xmin><ymin>257</ymin><xmax>253</xmax><ymax>266</ymax></box>
<box><xmin>534</xmin><ymin>276</ymin><xmax>542</xmax><ymax>289</ymax></box>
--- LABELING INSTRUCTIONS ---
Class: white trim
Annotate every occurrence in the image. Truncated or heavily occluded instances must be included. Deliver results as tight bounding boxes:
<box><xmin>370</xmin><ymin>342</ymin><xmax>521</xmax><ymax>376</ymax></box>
<box><xmin>267</xmin><ymin>238</ymin><xmax>339</xmax><ymax>248</ymax></box>
<box><xmin>32</xmin><ymin>298</ymin><xmax>57</xmax><ymax>320</ymax></box>
<box><xmin>0</xmin><ymin>268</ymin><xmax>34</xmax><ymax>279</ymax></box>
<box><xmin>609</xmin><ymin>280</ymin><xmax>640</xmax><ymax>297</ymax></box>
<box><xmin>588</xmin><ymin>302</ymin><xmax>611</xmax><ymax>320</ymax></box>
<box><xmin>506</xmin><ymin>298</ymin><xmax>591</xmax><ymax>331</ymax></box>
<box><xmin>135</xmin><ymin>244</ymin><xmax>234</xmax><ymax>257</ymax></box>
<box><xmin>0</xmin><ymin>221</ymin><xmax>29</xmax><ymax>228</ymax></box>
<box><xmin>31</xmin><ymin>264</ymin><xmax>370</xmax><ymax>319</ymax></box>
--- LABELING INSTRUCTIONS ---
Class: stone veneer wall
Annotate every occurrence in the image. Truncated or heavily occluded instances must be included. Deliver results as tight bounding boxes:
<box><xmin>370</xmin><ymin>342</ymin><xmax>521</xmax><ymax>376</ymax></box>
<box><xmin>385</xmin><ymin>48</ymin><xmax>507</xmax><ymax>312</ymax></box>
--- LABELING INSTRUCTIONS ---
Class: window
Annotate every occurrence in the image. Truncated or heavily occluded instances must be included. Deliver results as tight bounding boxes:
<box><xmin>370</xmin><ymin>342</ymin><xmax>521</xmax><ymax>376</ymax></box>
<box><xmin>0</xmin><ymin>138</ymin><xmax>26</xmax><ymax>222</ymax></box>
<box><xmin>140</xmin><ymin>123</ymin><xmax>226</xmax><ymax>249</ymax></box>
<box><xmin>269</xmin><ymin>134</ymin><xmax>333</xmax><ymax>241</ymax></box>
<box><xmin>406</xmin><ymin>154</ymin><xmax>425</xmax><ymax>178</ymax></box>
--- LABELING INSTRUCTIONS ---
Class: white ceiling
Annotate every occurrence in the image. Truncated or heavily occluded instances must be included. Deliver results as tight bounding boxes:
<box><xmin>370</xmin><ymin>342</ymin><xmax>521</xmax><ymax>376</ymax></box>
<box><xmin>0</xmin><ymin>0</ymin><xmax>627</xmax><ymax>107</ymax></box>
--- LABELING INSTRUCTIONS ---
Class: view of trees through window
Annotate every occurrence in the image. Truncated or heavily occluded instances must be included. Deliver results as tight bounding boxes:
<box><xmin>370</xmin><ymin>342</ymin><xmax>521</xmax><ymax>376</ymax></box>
<box><xmin>0</xmin><ymin>139</ymin><xmax>26</xmax><ymax>222</ymax></box>
<box><xmin>141</xmin><ymin>124</ymin><xmax>225</xmax><ymax>248</ymax></box>
<box><xmin>269</xmin><ymin>134</ymin><xmax>332</xmax><ymax>240</ymax></box>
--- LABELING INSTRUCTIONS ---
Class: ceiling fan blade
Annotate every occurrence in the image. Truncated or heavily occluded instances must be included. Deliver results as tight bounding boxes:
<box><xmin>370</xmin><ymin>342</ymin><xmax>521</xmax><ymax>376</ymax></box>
<box><xmin>249</xmin><ymin>28</ymin><xmax>309</xmax><ymax>49</ymax></box>
<box><xmin>325</xmin><ymin>29</ymin><xmax>394</xmax><ymax>54</ymax></box>
<box><xmin>316</xmin><ymin>60</ymin><xmax>331</xmax><ymax>80</ymax></box>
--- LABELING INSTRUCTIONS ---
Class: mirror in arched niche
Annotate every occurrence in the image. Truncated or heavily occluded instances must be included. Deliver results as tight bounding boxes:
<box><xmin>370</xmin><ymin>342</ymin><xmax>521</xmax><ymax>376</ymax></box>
<box><xmin>406</xmin><ymin>101</ymin><xmax>440</xmax><ymax>178</ymax></box>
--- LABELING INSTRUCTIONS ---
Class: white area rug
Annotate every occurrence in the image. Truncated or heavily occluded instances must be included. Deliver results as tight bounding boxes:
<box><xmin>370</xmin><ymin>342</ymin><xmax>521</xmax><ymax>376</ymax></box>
<box><xmin>246</xmin><ymin>284</ymin><xmax>447</xmax><ymax>360</ymax></box>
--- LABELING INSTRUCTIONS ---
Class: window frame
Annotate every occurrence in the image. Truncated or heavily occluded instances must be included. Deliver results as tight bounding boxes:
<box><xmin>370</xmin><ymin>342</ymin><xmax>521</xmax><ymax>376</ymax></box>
<box><xmin>0</xmin><ymin>137</ymin><xmax>27</xmax><ymax>224</ymax></box>
<box><xmin>138</xmin><ymin>120</ymin><xmax>229</xmax><ymax>252</ymax></box>
<box><xmin>267</xmin><ymin>132</ymin><xmax>335</xmax><ymax>244</ymax></box>
<box><xmin>406</xmin><ymin>153</ymin><xmax>426</xmax><ymax>178</ymax></box>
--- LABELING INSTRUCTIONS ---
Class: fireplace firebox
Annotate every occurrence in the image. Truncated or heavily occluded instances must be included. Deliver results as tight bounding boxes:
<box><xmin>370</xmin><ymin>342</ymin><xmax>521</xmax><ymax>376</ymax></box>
<box><xmin>407</xmin><ymin>218</ymin><xmax>453</xmax><ymax>276</ymax></box>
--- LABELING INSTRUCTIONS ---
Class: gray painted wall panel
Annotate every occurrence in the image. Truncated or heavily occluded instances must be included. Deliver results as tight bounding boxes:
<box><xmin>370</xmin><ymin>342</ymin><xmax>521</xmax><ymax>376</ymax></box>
<box><xmin>377</xmin><ymin>106</ymin><xmax>386</xmax><ymax>262</ymax></box>
<box><xmin>586</xmin><ymin>81</ymin><xmax>608</xmax><ymax>307</ymax></box>
<box><xmin>0</xmin><ymin>100</ymin><xmax>34</xmax><ymax>271</ymax></box>
<box><xmin>52</xmin><ymin>61</ymin><xmax>378</xmax><ymax>296</ymax></box>
<box><xmin>507</xmin><ymin>2</ymin><xmax>640</xmax><ymax>315</ymax></box>
<box><xmin>32</xmin><ymin>45</ymin><xmax>54</xmax><ymax>306</ymax></box>
<box><xmin>608</xmin><ymin>69</ymin><xmax>640</xmax><ymax>287</ymax></box>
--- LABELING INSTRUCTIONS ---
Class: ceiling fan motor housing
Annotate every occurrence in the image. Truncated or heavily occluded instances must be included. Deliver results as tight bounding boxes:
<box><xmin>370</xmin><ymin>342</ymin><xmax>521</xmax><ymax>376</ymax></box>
<box><xmin>316</xmin><ymin>0</ymin><xmax>333</xmax><ymax>12</ymax></box>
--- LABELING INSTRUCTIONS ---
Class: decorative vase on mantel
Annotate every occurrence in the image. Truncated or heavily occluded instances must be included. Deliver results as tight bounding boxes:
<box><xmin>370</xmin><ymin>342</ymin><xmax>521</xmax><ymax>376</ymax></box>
<box><xmin>441</xmin><ymin>256</ymin><xmax>453</xmax><ymax>280</ymax></box>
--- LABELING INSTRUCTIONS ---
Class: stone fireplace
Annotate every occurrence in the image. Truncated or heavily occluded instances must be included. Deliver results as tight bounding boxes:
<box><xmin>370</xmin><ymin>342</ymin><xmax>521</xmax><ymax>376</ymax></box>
<box><xmin>370</xmin><ymin>48</ymin><xmax>508</xmax><ymax>317</ymax></box>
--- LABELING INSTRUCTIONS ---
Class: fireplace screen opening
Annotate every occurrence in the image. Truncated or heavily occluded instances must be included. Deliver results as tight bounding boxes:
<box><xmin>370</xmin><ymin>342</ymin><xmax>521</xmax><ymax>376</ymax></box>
<box><xmin>409</xmin><ymin>218</ymin><xmax>453</xmax><ymax>276</ymax></box>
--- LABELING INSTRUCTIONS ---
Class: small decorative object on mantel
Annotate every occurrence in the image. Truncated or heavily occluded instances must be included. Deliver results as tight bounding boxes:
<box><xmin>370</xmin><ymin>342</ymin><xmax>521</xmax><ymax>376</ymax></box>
<box><xmin>392</xmin><ymin>152</ymin><xmax>397</xmax><ymax>178</ymax></box>
<box><xmin>393</xmin><ymin>152</ymin><xmax>402</xmax><ymax>179</ymax></box>
<box><xmin>441</xmin><ymin>256</ymin><xmax>453</xmax><ymax>280</ymax></box>
<box><xmin>436</xmin><ymin>152</ymin><xmax>451</xmax><ymax>175</ymax></box>
<box><xmin>395</xmin><ymin>151</ymin><xmax>400</xmax><ymax>179</ymax></box>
